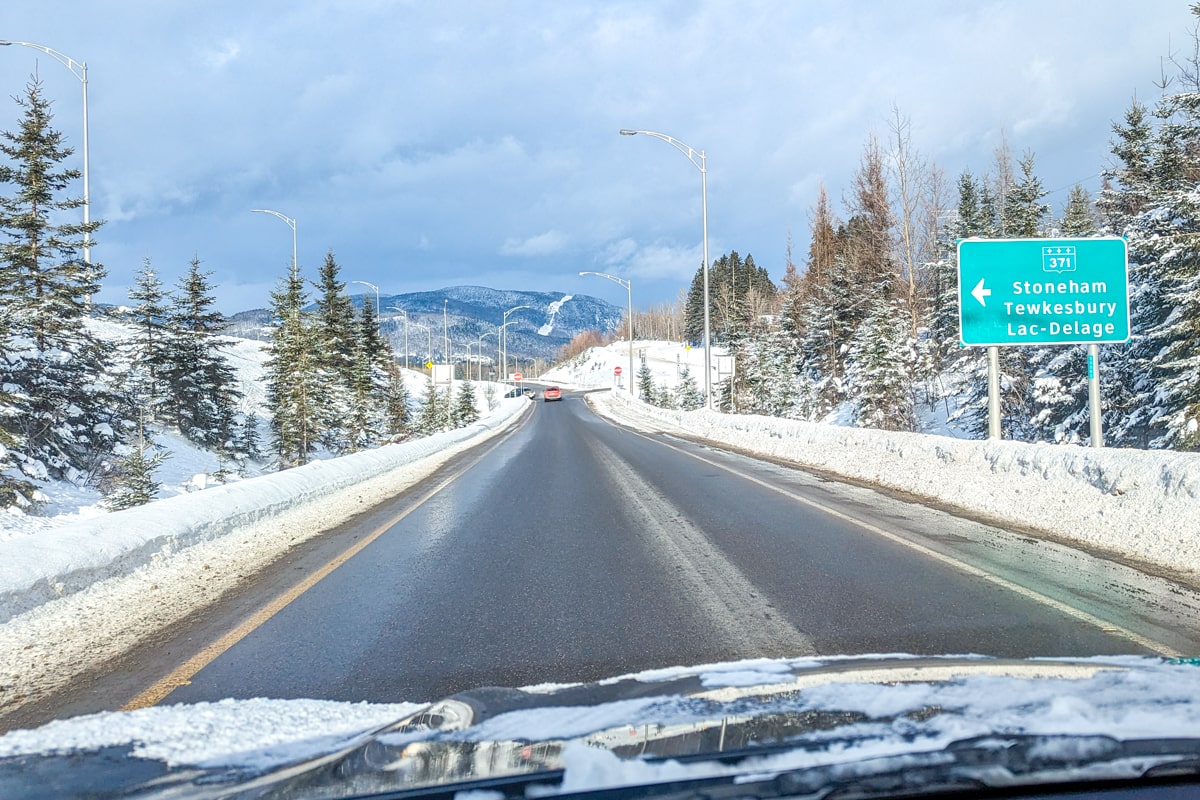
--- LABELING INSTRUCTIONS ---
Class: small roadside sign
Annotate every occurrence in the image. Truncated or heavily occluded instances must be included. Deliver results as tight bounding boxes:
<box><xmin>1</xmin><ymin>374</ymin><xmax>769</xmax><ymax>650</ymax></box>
<box><xmin>614</xmin><ymin>366</ymin><xmax>623</xmax><ymax>376</ymax></box>
<box><xmin>513</xmin><ymin>372</ymin><xmax>523</xmax><ymax>381</ymax></box>
<box><xmin>958</xmin><ymin>237</ymin><xmax>1130</xmax><ymax>346</ymax></box>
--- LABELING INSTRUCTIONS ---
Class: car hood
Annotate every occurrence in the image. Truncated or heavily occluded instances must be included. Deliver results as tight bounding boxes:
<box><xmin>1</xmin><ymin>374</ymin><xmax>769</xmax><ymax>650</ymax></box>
<box><xmin>6</xmin><ymin>654</ymin><xmax>1200</xmax><ymax>798</ymax></box>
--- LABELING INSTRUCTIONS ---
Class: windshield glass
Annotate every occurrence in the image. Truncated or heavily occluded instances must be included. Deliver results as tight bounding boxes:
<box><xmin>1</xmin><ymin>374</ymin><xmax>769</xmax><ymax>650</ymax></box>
<box><xmin>2</xmin><ymin>3</ymin><xmax>1200</xmax><ymax>799</ymax></box>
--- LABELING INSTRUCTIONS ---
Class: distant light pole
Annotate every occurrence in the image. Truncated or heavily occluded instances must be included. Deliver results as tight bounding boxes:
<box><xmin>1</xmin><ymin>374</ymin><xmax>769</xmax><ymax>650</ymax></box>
<box><xmin>395</xmin><ymin>308</ymin><xmax>410</xmax><ymax>370</ymax></box>
<box><xmin>580</xmin><ymin>271</ymin><xmax>633</xmax><ymax>393</ymax></box>
<box><xmin>1</xmin><ymin>41</ymin><xmax>91</xmax><ymax>270</ymax></box>
<box><xmin>500</xmin><ymin>318</ymin><xmax>522</xmax><ymax>383</ymax></box>
<box><xmin>478</xmin><ymin>330</ymin><xmax>496</xmax><ymax>382</ymax></box>
<box><xmin>620</xmin><ymin>128</ymin><xmax>711</xmax><ymax>407</ymax></box>
<box><xmin>502</xmin><ymin>304</ymin><xmax>531</xmax><ymax>383</ymax></box>
<box><xmin>250</xmin><ymin>209</ymin><xmax>298</xmax><ymax>276</ymax></box>
<box><xmin>409</xmin><ymin>322</ymin><xmax>432</xmax><ymax>364</ymax></box>
<box><xmin>443</xmin><ymin>299</ymin><xmax>450</xmax><ymax>367</ymax></box>
<box><xmin>352</xmin><ymin>280</ymin><xmax>380</xmax><ymax>320</ymax></box>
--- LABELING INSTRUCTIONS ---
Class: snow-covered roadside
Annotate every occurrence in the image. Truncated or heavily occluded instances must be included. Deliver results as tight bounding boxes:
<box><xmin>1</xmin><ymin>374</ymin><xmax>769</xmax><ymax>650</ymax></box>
<box><xmin>0</xmin><ymin>397</ymin><xmax>529</xmax><ymax>716</ymax></box>
<box><xmin>589</xmin><ymin>390</ymin><xmax>1200</xmax><ymax>580</ymax></box>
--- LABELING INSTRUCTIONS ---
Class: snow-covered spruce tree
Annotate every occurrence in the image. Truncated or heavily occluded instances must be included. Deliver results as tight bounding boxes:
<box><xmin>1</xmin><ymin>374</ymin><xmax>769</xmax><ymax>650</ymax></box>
<box><xmin>637</xmin><ymin>358</ymin><xmax>655</xmax><ymax>402</ymax></box>
<box><xmin>452</xmin><ymin>376</ymin><xmax>480</xmax><ymax>427</ymax></box>
<box><xmin>652</xmin><ymin>382</ymin><xmax>675</xmax><ymax>409</ymax></box>
<box><xmin>102</xmin><ymin>419</ymin><xmax>167</xmax><ymax>511</ymax></box>
<box><xmin>163</xmin><ymin>257</ymin><xmax>241</xmax><ymax>451</ymax></box>
<box><xmin>737</xmin><ymin>320</ymin><xmax>798</xmax><ymax>418</ymax></box>
<box><xmin>345</xmin><ymin>333</ymin><xmax>379</xmax><ymax>451</ymax></box>
<box><xmin>415</xmin><ymin>378</ymin><xmax>445</xmax><ymax>435</ymax></box>
<box><xmin>264</xmin><ymin>267</ymin><xmax>332</xmax><ymax>468</ymax></box>
<box><xmin>123</xmin><ymin>258</ymin><xmax>173</xmax><ymax>421</ymax></box>
<box><xmin>313</xmin><ymin>250</ymin><xmax>357</xmax><ymax>451</ymax></box>
<box><xmin>1126</xmin><ymin>85</ymin><xmax>1200</xmax><ymax>449</ymax></box>
<box><xmin>313</xmin><ymin>250</ymin><xmax>357</xmax><ymax>386</ymax></box>
<box><xmin>846</xmin><ymin>294</ymin><xmax>916</xmax><ymax>431</ymax></box>
<box><xmin>674</xmin><ymin>365</ymin><xmax>704</xmax><ymax>411</ymax></box>
<box><xmin>795</xmin><ymin>285</ymin><xmax>843</xmax><ymax>418</ymax></box>
<box><xmin>0</xmin><ymin>75</ymin><xmax>118</xmax><ymax>489</ymax></box>
<box><xmin>383</xmin><ymin>362</ymin><xmax>412</xmax><ymax>438</ymax></box>
<box><xmin>1097</xmin><ymin>99</ymin><xmax>1160</xmax><ymax>446</ymax></box>
<box><xmin>0</xmin><ymin>300</ymin><xmax>34</xmax><ymax>506</ymax></box>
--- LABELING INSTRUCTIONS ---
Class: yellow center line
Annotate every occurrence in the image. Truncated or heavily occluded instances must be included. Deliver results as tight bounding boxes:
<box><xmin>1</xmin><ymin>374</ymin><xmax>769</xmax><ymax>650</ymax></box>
<box><xmin>123</xmin><ymin>409</ymin><xmax>530</xmax><ymax>710</ymax></box>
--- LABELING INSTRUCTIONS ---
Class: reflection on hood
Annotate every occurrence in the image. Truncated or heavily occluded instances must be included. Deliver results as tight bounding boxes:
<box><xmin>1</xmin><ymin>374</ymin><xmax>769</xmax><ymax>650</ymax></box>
<box><xmin>4</xmin><ymin>654</ymin><xmax>1200</xmax><ymax>799</ymax></box>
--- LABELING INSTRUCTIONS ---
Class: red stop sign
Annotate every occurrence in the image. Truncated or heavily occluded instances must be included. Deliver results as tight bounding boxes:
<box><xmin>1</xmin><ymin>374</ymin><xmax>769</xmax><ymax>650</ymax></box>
<box><xmin>614</xmin><ymin>366</ymin><xmax>623</xmax><ymax>375</ymax></box>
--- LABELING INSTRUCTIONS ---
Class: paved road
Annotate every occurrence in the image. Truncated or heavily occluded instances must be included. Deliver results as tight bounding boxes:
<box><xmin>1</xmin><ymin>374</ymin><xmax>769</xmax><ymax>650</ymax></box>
<box><xmin>153</xmin><ymin>388</ymin><xmax>1195</xmax><ymax>707</ymax></box>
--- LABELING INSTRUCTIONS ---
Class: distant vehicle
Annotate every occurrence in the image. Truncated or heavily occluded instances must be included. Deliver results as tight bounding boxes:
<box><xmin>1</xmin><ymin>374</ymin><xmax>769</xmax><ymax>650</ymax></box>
<box><xmin>523</xmin><ymin>388</ymin><xmax>535</xmax><ymax>398</ymax></box>
<box><xmin>543</xmin><ymin>386</ymin><xmax>562</xmax><ymax>402</ymax></box>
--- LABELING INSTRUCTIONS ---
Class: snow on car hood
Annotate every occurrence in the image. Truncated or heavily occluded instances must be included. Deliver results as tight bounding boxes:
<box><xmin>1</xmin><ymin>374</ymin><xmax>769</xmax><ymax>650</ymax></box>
<box><xmin>4</xmin><ymin>654</ymin><xmax>1200</xmax><ymax>798</ymax></box>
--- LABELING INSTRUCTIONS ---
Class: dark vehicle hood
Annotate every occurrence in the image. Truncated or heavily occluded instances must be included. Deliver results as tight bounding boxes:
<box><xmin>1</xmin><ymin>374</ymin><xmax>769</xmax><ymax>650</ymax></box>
<box><xmin>5</xmin><ymin>654</ymin><xmax>1200</xmax><ymax>798</ymax></box>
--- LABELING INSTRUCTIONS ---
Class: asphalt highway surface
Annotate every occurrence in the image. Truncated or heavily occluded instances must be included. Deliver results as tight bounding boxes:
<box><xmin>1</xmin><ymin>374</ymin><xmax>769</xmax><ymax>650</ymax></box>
<box><xmin>151</xmin><ymin>387</ymin><xmax>1194</xmax><ymax>707</ymax></box>
<box><xmin>15</xmin><ymin>385</ymin><xmax>1200</xmax><ymax>733</ymax></box>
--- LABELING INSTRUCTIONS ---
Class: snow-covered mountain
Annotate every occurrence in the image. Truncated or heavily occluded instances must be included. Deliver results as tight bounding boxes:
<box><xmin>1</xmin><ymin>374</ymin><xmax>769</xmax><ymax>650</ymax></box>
<box><xmin>224</xmin><ymin>286</ymin><xmax>624</xmax><ymax>363</ymax></box>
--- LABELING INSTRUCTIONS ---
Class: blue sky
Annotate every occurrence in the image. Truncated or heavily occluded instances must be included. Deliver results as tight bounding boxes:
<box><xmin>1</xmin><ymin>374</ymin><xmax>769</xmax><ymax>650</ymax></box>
<box><xmin>0</xmin><ymin>1</ymin><xmax>1191</xmax><ymax>314</ymax></box>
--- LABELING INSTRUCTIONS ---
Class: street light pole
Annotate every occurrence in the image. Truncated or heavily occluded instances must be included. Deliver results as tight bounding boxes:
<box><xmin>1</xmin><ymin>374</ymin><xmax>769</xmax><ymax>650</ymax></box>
<box><xmin>250</xmin><ymin>209</ymin><xmax>297</xmax><ymax>276</ymax></box>
<box><xmin>352</xmin><ymin>280</ymin><xmax>380</xmax><ymax>322</ymax></box>
<box><xmin>501</xmin><ymin>305</ymin><xmax>532</xmax><ymax>383</ymax></box>
<box><xmin>478</xmin><ymin>330</ymin><xmax>496</xmax><ymax>382</ymax></box>
<box><xmin>387</xmin><ymin>307</ymin><xmax>408</xmax><ymax>370</ymax></box>
<box><xmin>500</xmin><ymin>319</ymin><xmax>522</xmax><ymax>383</ymax></box>
<box><xmin>443</xmin><ymin>299</ymin><xmax>450</xmax><ymax>368</ymax></box>
<box><xmin>580</xmin><ymin>271</ymin><xmax>633</xmax><ymax>393</ymax></box>
<box><xmin>620</xmin><ymin>128</ymin><xmax>711</xmax><ymax>408</ymax></box>
<box><xmin>409</xmin><ymin>322</ymin><xmax>432</xmax><ymax>364</ymax></box>
<box><xmin>1</xmin><ymin>41</ymin><xmax>91</xmax><ymax>269</ymax></box>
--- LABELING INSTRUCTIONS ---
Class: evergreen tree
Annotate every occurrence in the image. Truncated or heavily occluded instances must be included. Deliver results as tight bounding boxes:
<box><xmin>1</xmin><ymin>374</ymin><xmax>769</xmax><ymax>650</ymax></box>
<box><xmin>123</xmin><ymin>258</ymin><xmax>173</xmax><ymax>419</ymax></box>
<box><xmin>0</xmin><ymin>75</ymin><xmax>116</xmax><ymax>484</ymax></box>
<box><xmin>163</xmin><ymin>257</ymin><xmax>241</xmax><ymax>450</ymax></box>
<box><xmin>264</xmin><ymin>267</ymin><xmax>331</xmax><ymax>467</ymax></box>
<box><xmin>383</xmin><ymin>362</ymin><xmax>412</xmax><ymax>438</ymax></box>
<box><xmin>737</xmin><ymin>321</ymin><xmax>798</xmax><ymax>418</ymax></box>
<box><xmin>846</xmin><ymin>296</ymin><xmax>916</xmax><ymax>431</ymax></box>
<box><xmin>1003</xmin><ymin>151</ymin><xmax>1050</xmax><ymax>237</ymax></box>
<box><xmin>684</xmin><ymin>250</ymin><xmax>775</xmax><ymax>344</ymax></box>
<box><xmin>795</xmin><ymin>286</ymin><xmax>844</xmax><ymax>416</ymax></box>
<box><xmin>637</xmin><ymin>357</ymin><xmax>655</xmax><ymax>402</ymax></box>
<box><xmin>415</xmin><ymin>379</ymin><xmax>445</xmax><ymax>435</ymax></box>
<box><xmin>345</xmin><ymin>334</ymin><xmax>379</xmax><ymax>451</ymax></box>
<box><xmin>1059</xmin><ymin>184</ymin><xmax>1099</xmax><ymax>236</ymax></box>
<box><xmin>452</xmin><ymin>377</ymin><xmax>480</xmax><ymax>427</ymax></box>
<box><xmin>102</xmin><ymin>421</ymin><xmax>166</xmax><ymax>511</ymax></box>
<box><xmin>313</xmin><ymin>250</ymin><xmax>357</xmax><ymax>385</ymax></box>
<box><xmin>1129</xmin><ymin>87</ymin><xmax>1200</xmax><ymax>448</ymax></box>
<box><xmin>674</xmin><ymin>365</ymin><xmax>704</xmax><ymax>411</ymax></box>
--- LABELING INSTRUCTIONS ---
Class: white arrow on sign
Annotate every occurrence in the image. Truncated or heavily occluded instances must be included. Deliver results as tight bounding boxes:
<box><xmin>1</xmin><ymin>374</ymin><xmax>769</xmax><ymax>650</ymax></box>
<box><xmin>971</xmin><ymin>278</ymin><xmax>992</xmax><ymax>307</ymax></box>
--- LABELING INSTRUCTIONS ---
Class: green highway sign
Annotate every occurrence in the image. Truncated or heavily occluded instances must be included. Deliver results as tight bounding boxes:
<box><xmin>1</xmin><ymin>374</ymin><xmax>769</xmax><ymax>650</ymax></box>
<box><xmin>957</xmin><ymin>237</ymin><xmax>1130</xmax><ymax>346</ymax></box>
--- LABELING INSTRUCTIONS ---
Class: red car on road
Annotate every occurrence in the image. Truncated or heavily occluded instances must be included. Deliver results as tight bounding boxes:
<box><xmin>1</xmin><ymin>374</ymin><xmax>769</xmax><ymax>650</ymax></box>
<box><xmin>543</xmin><ymin>386</ymin><xmax>562</xmax><ymax>402</ymax></box>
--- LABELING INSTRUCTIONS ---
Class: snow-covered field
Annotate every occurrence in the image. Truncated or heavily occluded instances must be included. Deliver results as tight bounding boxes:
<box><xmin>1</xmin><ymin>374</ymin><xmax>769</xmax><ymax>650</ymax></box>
<box><xmin>553</xmin><ymin>341</ymin><xmax>1200</xmax><ymax>580</ymax></box>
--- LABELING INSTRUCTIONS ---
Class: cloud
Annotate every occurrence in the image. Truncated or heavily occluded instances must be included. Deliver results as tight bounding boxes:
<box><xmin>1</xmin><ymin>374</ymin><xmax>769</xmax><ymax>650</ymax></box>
<box><xmin>599</xmin><ymin>237</ymin><xmax>701</xmax><ymax>281</ymax></box>
<box><xmin>500</xmin><ymin>230</ymin><xmax>568</xmax><ymax>257</ymax></box>
<box><xmin>201</xmin><ymin>39</ymin><xmax>241</xmax><ymax>70</ymax></box>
